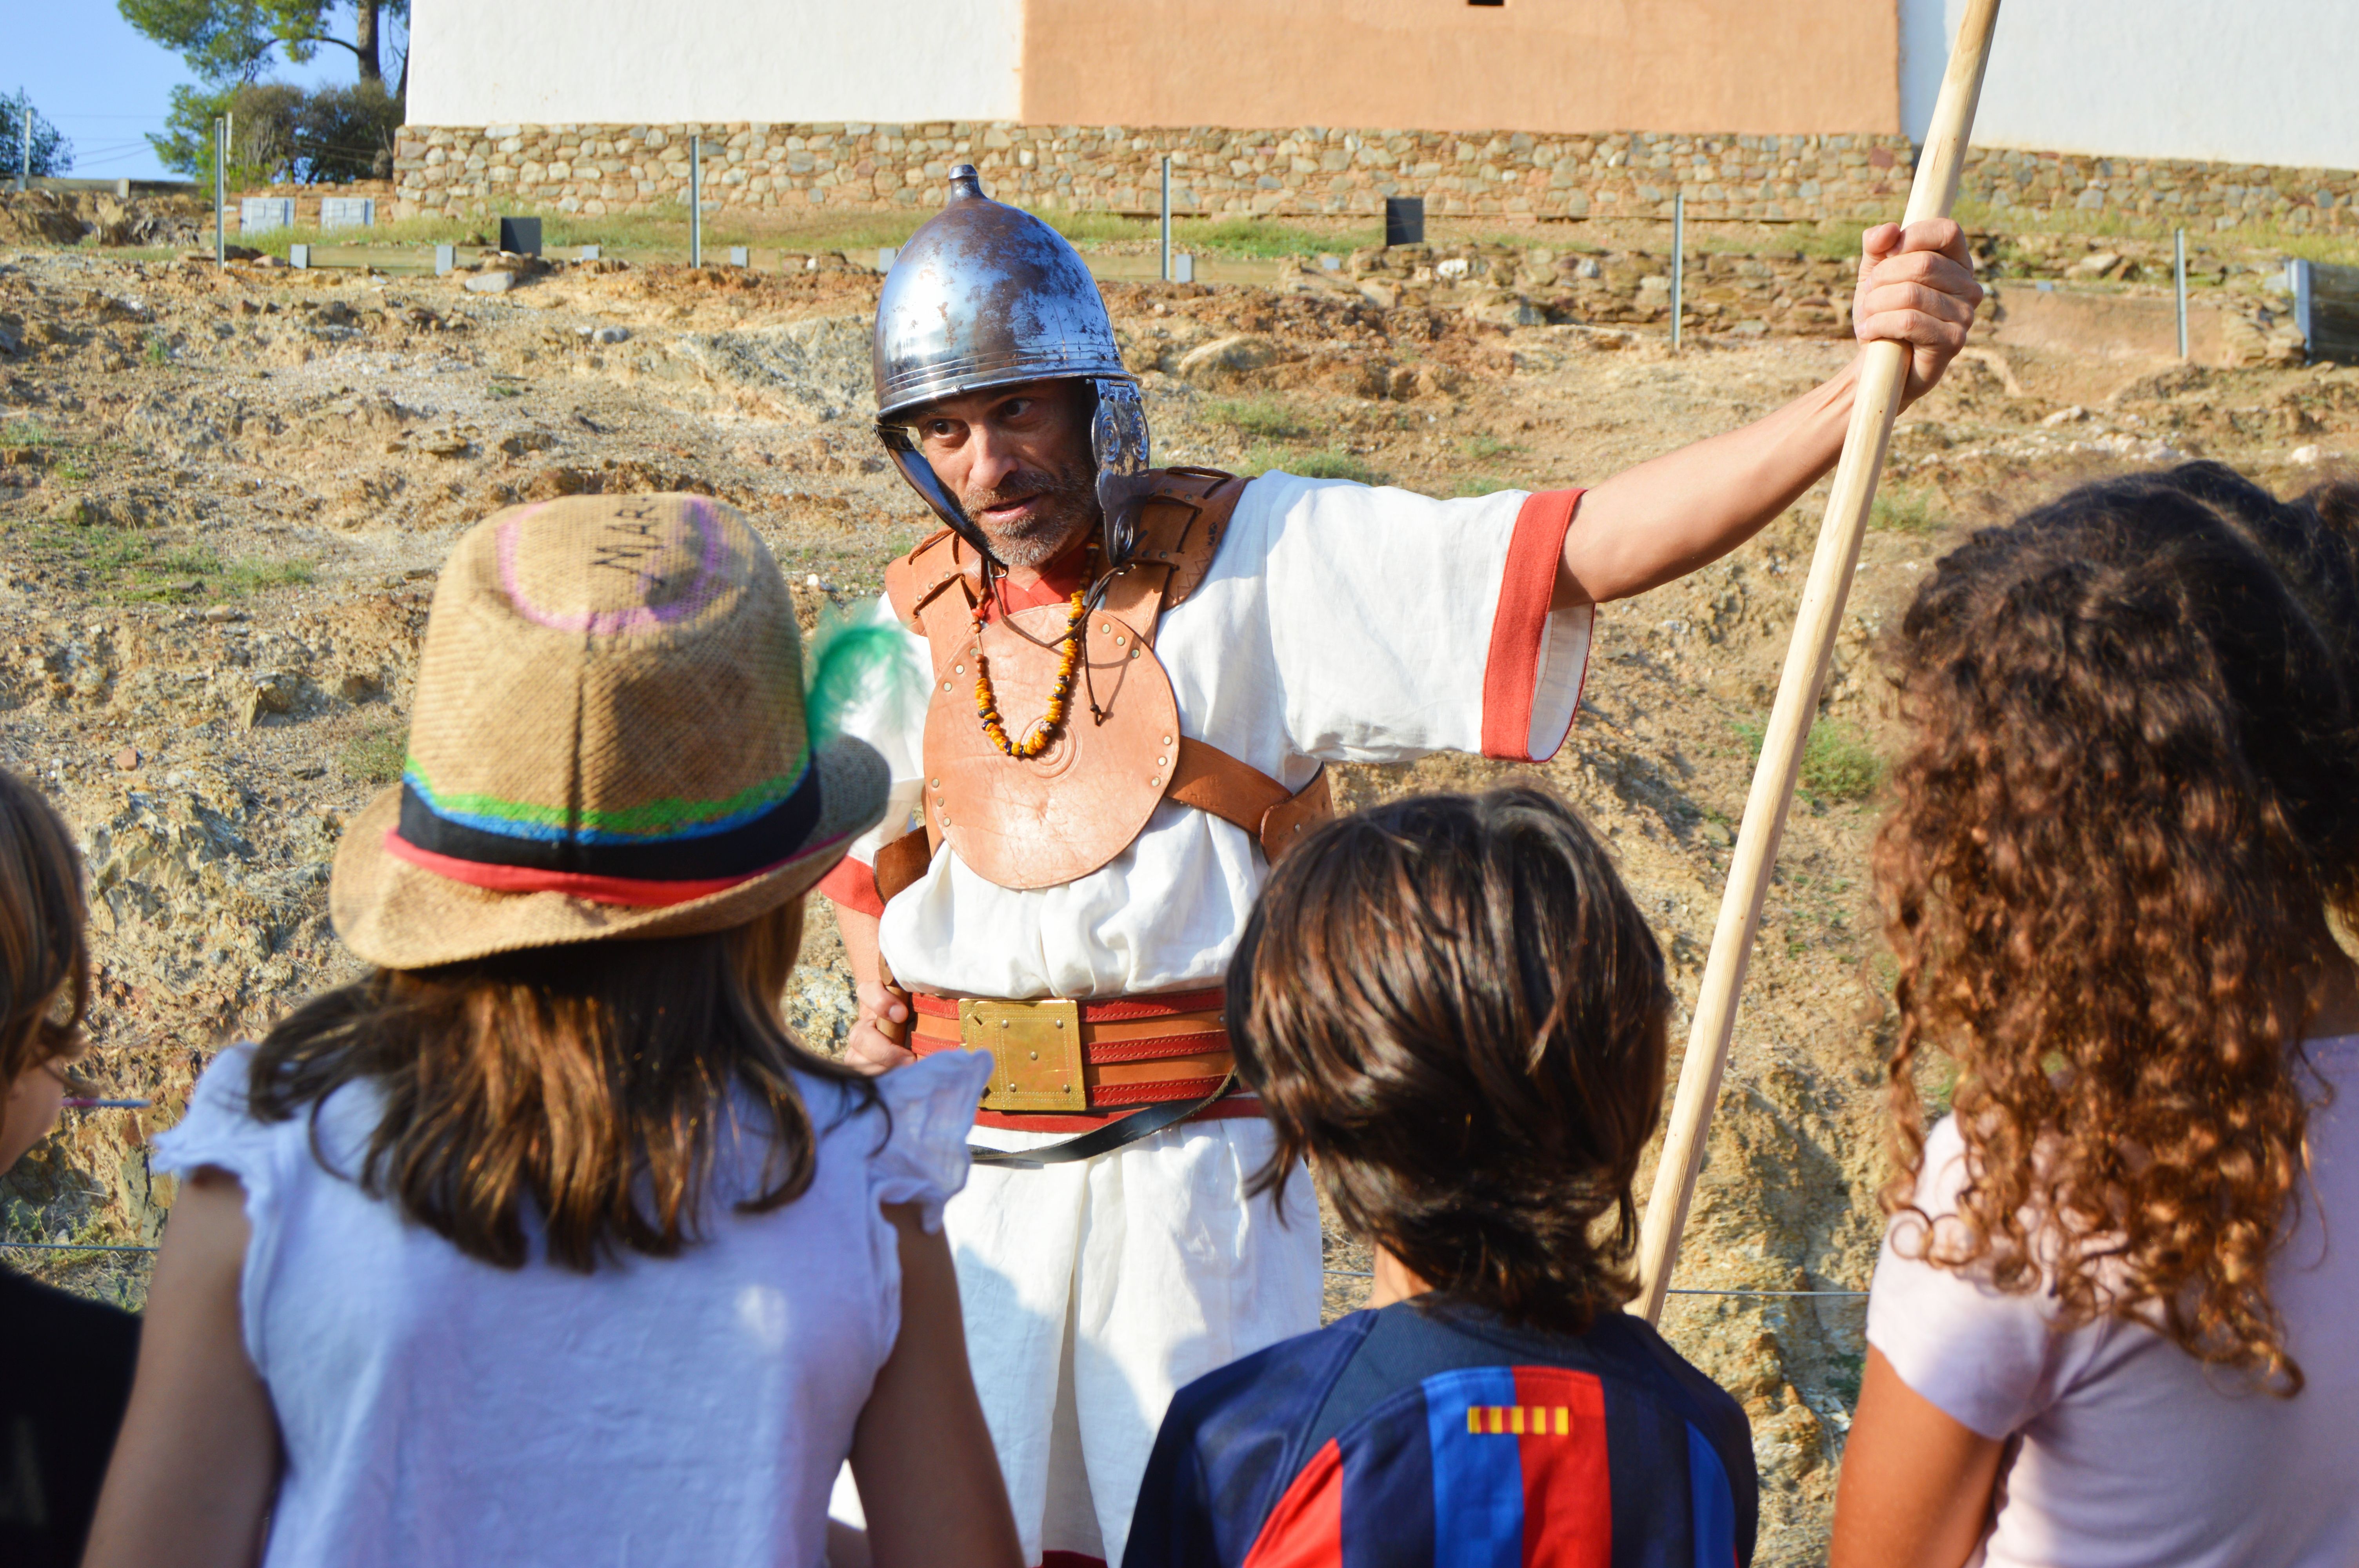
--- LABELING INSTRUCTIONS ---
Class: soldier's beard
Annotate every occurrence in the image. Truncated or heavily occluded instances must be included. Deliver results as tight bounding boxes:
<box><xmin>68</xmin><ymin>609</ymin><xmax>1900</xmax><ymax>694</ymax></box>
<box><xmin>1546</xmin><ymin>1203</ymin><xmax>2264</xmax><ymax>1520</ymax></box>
<box><xmin>963</xmin><ymin>459</ymin><xmax>1099</xmax><ymax>570</ymax></box>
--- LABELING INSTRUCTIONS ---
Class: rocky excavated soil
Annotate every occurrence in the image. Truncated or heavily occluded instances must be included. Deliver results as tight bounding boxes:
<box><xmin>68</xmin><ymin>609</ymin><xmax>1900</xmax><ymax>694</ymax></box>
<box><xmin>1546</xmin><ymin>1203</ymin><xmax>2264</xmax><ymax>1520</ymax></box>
<box><xmin>4</xmin><ymin>233</ymin><xmax>2355</xmax><ymax>1561</ymax></box>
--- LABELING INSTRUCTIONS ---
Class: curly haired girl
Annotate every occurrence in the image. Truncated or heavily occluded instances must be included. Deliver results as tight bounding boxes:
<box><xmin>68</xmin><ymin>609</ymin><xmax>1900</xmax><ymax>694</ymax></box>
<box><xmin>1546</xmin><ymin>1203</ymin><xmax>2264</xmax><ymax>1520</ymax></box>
<box><xmin>1832</xmin><ymin>463</ymin><xmax>2359</xmax><ymax>1568</ymax></box>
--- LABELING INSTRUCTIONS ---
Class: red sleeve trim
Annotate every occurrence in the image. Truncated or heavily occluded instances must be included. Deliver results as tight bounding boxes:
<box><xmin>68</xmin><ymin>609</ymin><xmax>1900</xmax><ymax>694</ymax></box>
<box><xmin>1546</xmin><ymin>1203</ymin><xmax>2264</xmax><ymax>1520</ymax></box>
<box><xmin>816</xmin><ymin>855</ymin><xmax>885</xmax><ymax>918</ymax></box>
<box><xmin>1480</xmin><ymin>488</ymin><xmax>1583</xmax><ymax>762</ymax></box>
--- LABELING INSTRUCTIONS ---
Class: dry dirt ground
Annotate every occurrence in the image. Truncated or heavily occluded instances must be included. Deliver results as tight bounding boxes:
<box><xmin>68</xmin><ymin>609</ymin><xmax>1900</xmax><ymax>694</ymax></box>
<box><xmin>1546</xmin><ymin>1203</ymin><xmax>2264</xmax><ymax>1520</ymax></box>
<box><xmin>4</xmin><ymin>231</ymin><xmax>2356</xmax><ymax>1562</ymax></box>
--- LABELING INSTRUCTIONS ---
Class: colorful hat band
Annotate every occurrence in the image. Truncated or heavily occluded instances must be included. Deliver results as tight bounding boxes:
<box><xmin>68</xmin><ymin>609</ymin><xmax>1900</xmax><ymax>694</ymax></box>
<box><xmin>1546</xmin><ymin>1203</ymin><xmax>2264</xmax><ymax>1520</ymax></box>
<box><xmin>393</xmin><ymin>762</ymin><xmax>825</xmax><ymax>886</ymax></box>
<box><xmin>380</xmin><ymin>832</ymin><xmax>828</xmax><ymax>908</ymax></box>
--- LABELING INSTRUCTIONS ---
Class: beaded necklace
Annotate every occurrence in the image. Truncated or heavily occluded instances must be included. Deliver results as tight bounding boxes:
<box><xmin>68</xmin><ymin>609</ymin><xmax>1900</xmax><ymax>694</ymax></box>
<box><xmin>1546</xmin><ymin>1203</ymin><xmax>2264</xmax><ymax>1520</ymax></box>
<box><xmin>971</xmin><ymin>547</ymin><xmax>1094</xmax><ymax>760</ymax></box>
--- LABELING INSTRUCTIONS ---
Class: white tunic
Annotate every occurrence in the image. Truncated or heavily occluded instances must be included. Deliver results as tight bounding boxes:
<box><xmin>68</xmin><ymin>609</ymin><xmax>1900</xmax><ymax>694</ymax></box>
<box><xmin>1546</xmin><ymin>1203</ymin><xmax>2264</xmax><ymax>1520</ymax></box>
<box><xmin>834</xmin><ymin>473</ymin><xmax>1594</xmax><ymax>997</ymax></box>
<box><xmin>1866</xmin><ymin>1036</ymin><xmax>2359</xmax><ymax>1568</ymax></box>
<box><xmin>827</xmin><ymin>472</ymin><xmax>1595</xmax><ymax>1565</ymax></box>
<box><xmin>154</xmin><ymin>1040</ymin><xmax>993</xmax><ymax>1568</ymax></box>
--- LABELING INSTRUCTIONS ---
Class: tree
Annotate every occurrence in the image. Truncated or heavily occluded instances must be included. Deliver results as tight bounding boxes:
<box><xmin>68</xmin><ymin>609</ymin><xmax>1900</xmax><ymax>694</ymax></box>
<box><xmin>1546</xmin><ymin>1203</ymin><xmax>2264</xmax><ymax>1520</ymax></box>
<box><xmin>123</xmin><ymin>0</ymin><xmax>409</xmax><ymax>181</ymax></box>
<box><xmin>118</xmin><ymin>0</ymin><xmax>411</xmax><ymax>93</ymax></box>
<box><xmin>0</xmin><ymin>98</ymin><xmax>75</xmax><ymax>181</ymax></box>
<box><xmin>150</xmin><ymin>78</ymin><xmax>398</xmax><ymax>184</ymax></box>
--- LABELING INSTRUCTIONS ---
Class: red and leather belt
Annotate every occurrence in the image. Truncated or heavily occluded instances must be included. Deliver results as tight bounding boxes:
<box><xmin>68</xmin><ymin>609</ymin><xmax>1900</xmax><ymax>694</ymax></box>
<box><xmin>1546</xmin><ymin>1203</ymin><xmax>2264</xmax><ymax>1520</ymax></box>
<box><xmin>907</xmin><ymin>986</ymin><xmax>1261</xmax><ymax>1134</ymax></box>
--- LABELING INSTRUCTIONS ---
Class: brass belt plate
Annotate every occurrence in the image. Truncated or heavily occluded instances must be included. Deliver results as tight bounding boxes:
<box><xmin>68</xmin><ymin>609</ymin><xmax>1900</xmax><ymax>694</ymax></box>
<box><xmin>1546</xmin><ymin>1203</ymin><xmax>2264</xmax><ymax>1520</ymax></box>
<box><xmin>961</xmin><ymin>998</ymin><xmax>1088</xmax><ymax>1113</ymax></box>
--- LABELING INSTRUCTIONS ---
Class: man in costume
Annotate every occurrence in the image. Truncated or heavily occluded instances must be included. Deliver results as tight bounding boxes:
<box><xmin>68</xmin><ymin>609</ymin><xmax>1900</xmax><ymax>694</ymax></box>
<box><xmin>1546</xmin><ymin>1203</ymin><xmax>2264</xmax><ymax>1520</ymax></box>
<box><xmin>820</xmin><ymin>165</ymin><xmax>1979</xmax><ymax>1567</ymax></box>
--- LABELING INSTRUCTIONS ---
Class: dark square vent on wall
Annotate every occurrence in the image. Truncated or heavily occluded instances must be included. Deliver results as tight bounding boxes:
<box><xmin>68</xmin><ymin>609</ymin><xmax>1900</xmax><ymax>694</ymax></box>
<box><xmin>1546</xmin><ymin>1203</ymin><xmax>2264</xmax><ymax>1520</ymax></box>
<box><xmin>1469</xmin><ymin>1</ymin><xmax>1505</xmax><ymax>7</ymax></box>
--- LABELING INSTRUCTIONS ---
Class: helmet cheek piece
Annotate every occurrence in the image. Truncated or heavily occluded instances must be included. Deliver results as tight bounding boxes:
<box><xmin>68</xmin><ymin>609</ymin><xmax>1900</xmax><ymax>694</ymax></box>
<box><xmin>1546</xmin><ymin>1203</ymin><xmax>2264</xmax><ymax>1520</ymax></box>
<box><xmin>1089</xmin><ymin>377</ymin><xmax>1152</xmax><ymax>571</ymax></box>
<box><xmin>875</xmin><ymin>419</ymin><xmax>998</xmax><ymax>563</ymax></box>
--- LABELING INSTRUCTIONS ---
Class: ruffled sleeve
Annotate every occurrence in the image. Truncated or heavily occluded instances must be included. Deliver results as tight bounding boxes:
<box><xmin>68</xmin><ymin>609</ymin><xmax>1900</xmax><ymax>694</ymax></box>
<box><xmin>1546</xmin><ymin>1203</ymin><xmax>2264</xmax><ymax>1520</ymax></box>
<box><xmin>149</xmin><ymin>1041</ymin><xmax>292</xmax><ymax>1370</ymax></box>
<box><xmin>865</xmin><ymin>1047</ymin><xmax>992</xmax><ymax>1234</ymax></box>
<box><xmin>151</xmin><ymin>1040</ymin><xmax>277</xmax><ymax>1185</ymax></box>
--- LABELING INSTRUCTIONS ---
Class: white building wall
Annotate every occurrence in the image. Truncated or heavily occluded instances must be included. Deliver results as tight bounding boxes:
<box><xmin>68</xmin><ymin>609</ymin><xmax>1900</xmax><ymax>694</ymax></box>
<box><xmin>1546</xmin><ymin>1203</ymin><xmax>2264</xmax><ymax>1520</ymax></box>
<box><xmin>406</xmin><ymin>0</ymin><xmax>1024</xmax><ymax>126</ymax></box>
<box><xmin>1901</xmin><ymin>0</ymin><xmax>2359</xmax><ymax>169</ymax></box>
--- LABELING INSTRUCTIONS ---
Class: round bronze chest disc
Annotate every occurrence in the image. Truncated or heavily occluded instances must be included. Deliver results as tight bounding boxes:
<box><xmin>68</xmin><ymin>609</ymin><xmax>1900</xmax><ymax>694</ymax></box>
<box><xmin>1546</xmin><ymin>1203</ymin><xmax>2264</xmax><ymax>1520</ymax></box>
<box><xmin>923</xmin><ymin>603</ymin><xmax>1180</xmax><ymax>890</ymax></box>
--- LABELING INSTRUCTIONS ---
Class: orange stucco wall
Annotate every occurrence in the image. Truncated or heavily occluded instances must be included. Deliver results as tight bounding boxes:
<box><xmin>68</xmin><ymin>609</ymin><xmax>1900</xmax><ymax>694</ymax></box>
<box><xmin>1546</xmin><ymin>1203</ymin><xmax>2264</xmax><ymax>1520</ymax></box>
<box><xmin>1019</xmin><ymin>0</ymin><xmax>1899</xmax><ymax>136</ymax></box>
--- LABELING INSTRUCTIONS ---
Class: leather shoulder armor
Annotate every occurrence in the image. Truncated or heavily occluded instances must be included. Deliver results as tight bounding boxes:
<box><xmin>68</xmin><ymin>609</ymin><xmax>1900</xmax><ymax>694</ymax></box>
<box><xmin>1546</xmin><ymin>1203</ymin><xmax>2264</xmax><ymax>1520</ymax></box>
<box><xmin>896</xmin><ymin>465</ymin><xmax>1327</xmax><ymax>893</ymax></box>
<box><xmin>883</xmin><ymin>526</ymin><xmax>979</xmax><ymax>634</ymax></box>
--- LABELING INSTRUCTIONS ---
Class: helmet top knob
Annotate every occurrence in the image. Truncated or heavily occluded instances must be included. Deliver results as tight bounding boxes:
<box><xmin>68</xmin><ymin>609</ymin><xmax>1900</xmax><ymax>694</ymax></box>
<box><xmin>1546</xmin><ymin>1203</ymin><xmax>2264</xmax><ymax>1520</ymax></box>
<box><xmin>949</xmin><ymin>164</ymin><xmax>986</xmax><ymax>201</ymax></box>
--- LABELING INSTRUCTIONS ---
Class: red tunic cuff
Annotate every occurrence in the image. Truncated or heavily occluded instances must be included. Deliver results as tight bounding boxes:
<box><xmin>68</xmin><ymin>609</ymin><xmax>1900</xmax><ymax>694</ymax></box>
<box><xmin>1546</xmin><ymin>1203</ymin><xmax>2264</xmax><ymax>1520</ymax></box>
<box><xmin>816</xmin><ymin>855</ymin><xmax>886</xmax><ymax>918</ymax></box>
<box><xmin>1480</xmin><ymin>488</ymin><xmax>1587</xmax><ymax>762</ymax></box>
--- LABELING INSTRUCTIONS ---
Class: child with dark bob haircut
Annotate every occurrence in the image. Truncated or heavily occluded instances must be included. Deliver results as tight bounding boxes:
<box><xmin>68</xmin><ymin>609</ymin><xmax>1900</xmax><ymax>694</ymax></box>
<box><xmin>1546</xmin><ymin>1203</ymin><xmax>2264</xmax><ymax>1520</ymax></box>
<box><xmin>1125</xmin><ymin>788</ymin><xmax>1756</xmax><ymax>1568</ymax></box>
<box><xmin>0</xmin><ymin>769</ymin><xmax>140</xmax><ymax>1568</ymax></box>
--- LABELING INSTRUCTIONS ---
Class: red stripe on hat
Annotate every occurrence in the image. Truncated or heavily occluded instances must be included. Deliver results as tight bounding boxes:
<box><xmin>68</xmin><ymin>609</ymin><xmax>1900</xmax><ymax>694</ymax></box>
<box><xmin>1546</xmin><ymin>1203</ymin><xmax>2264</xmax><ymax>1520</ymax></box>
<box><xmin>384</xmin><ymin>828</ymin><xmax>831</xmax><ymax>907</ymax></box>
<box><xmin>1513</xmin><ymin>1366</ymin><xmax>1612</xmax><ymax>1566</ymax></box>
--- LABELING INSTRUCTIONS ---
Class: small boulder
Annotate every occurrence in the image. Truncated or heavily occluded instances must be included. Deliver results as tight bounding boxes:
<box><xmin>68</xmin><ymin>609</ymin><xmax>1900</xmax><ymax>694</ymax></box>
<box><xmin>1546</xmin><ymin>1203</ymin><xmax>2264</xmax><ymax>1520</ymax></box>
<box><xmin>1467</xmin><ymin>291</ymin><xmax>1541</xmax><ymax>328</ymax></box>
<box><xmin>1176</xmin><ymin>334</ymin><xmax>1276</xmax><ymax>385</ymax></box>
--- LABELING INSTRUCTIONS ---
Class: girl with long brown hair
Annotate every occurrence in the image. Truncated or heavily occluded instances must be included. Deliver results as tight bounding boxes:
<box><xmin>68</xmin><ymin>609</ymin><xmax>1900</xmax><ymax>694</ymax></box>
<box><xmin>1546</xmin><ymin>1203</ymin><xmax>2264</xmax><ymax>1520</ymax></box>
<box><xmin>1832</xmin><ymin>464</ymin><xmax>2359</xmax><ymax>1568</ymax></box>
<box><xmin>82</xmin><ymin>496</ymin><xmax>1021</xmax><ymax>1568</ymax></box>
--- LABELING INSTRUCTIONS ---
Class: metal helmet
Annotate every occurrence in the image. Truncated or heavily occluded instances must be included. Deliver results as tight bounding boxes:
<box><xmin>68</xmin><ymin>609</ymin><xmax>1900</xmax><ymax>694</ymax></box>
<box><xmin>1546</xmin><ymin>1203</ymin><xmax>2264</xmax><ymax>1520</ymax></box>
<box><xmin>872</xmin><ymin>165</ymin><xmax>1151</xmax><ymax>567</ymax></box>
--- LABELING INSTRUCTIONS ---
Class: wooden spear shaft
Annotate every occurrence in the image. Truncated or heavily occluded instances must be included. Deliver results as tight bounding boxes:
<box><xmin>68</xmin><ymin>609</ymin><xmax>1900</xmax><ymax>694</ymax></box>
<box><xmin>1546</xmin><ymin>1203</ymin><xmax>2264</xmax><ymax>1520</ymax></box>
<box><xmin>1633</xmin><ymin>0</ymin><xmax>2006</xmax><ymax>1325</ymax></box>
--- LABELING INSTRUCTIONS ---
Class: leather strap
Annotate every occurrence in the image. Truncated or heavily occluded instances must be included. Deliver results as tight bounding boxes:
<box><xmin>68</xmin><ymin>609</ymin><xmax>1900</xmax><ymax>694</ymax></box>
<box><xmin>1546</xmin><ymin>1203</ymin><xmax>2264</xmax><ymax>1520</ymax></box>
<box><xmin>872</xmin><ymin>827</ymin><xmax>934</xmax><ymax>903</ymax></box>
<box><xmin>968</xmin><ymin>1073</ymin><xmax>1238</xmax><ymax>1167</ymax></box>
<box><xmin>1167</xmin><ymin>738</ymin><xmax>1290</xmax><ymax>829</ymax></box>
<box><xmin>1168</xmin><ymin>741</ymin><xmax>1332</xmax><ymax>863</ymax></box>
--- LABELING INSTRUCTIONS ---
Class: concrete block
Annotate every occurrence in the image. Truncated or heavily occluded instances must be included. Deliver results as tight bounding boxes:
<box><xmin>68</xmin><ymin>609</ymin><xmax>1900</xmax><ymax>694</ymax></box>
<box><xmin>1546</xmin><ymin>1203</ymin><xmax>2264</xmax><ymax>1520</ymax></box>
<box><xmin>239</xmin><ymin>198</ymin><xmax>295</xmax><ymax>234</ymax></box>
<box><xmin>319</xmin><ymin>197</ymin><xmax>375</xmax><ymax>229</ymax></box>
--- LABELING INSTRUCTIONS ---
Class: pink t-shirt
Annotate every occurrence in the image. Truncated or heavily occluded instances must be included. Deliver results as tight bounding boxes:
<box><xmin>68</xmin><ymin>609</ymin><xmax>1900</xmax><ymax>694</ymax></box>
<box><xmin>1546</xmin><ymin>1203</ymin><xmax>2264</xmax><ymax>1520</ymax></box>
<box><xmin>1866</xmin><ymin>1035</ymin><xmax>2359</xmax><ymax>1568</ymax></box>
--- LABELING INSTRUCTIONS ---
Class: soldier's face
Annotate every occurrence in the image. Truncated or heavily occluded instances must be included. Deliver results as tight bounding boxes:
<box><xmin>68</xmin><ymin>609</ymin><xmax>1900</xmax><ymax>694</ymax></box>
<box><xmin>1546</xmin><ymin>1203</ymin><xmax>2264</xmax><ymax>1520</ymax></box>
<box><xmin>910</xmin><ymin>380</ymin><xmax>1098</xmax><ymax>569</ymax></box>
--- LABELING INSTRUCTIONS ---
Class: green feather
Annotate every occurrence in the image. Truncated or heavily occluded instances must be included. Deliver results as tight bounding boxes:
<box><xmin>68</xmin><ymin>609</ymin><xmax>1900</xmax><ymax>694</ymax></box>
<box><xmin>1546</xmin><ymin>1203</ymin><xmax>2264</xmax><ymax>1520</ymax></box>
<box><xmin>802</xmin><ymin>606</ymin><xmax>923</xmax><ymax>752</ymax></box>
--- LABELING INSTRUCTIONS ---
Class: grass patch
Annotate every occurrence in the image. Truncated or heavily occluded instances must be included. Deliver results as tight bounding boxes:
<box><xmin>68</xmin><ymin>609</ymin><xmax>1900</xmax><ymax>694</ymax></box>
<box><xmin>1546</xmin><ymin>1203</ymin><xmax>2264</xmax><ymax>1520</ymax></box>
<box><xmin>1732</xmin><ymin>716</ymin><xmax>1885</xmax><ymax>804</ymax></box>
<box><xmin>1826</xmin><ymin>1352</ymin><xmax>1866</xmax><ymax>1407</ymax></box>
<box><xmin>1026</xmin><ymin>207</ymin><xmax>1150</xmax><ymax>246</ymax></box>
<box><xmin>1174</xmin><ymin>216</ymin><xmax>1376</xmax><ymax>260</ymax></box>
<box><xmin>1801</xmin><ymin>722</ymin><xmax>1885</xmax><ymax>802</ymax></box>
<box><xmin>1452</xmin><ymin>475</ymin><xmax>1514</xmax><ymax>497</ymax></box>
<box><xmin>1240</xmin><ymin>445</ymin><xmax>1386</xmax><ymax>485</ymax></box>
<box><xmin>1463</xmin><ymin>434</ymin><xmax>1522</xmax><ymax>461</ymax></box>
<box><xmin>9</xmin><ymin>517</ymin><xmax>315</xmax><ymax>604</ymax></box>
<box><xmin>1205</xmin><ymin>396</ymin><xmax>1309</xmax><ymax>440</ymax></box>
<box><xmin>1952</xmin><ymin>200</ymin><xmax>2359</xmax><ymax>270</ymax></box>
<box><xmin>1925</xmin><ymin>1059</ymin><xmax>1960</xmax><ymax>1119</ymax></box>
<box><xmin>222</xmin><ymin>202</ymin><xmax>1147</xmax><ymax>267</ymax></box>
<box><xmin>1870</xmin><ymin>485</ymin><xmax>1943</xmax><ymax>535</ymax></box>
<box><xmin>340</xmin><ymin>725</ymin><xmax>408</xmax><ymax>786</ymax></box>
<box><xmin>216</xmin><ymin>557</ymin><xmax>318</xmax><ymax>593</ymax></box>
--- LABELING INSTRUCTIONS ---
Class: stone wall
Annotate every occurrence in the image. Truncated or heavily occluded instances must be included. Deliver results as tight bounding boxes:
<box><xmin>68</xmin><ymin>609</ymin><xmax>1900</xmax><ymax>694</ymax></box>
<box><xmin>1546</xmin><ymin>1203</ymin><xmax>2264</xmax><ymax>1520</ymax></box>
<box><xmin>391</xmin><ymin>122</ymin><xmax>2359</xmax><ymax>234</ymax></box>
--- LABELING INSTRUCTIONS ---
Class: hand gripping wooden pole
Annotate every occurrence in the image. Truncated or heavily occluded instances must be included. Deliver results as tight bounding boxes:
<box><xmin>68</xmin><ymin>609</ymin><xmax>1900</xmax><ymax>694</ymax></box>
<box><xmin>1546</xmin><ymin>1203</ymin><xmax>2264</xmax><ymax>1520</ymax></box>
<box><xmin>1632</xmin><ymin>0</ymin><xmax>2005</xmax><ymax>1325</ymax></box>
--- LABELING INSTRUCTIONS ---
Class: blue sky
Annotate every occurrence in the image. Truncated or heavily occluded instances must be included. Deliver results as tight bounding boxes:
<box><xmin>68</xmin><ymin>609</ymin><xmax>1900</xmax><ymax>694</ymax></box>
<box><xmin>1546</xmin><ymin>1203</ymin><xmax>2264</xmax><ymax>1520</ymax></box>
<box><xmin>16</xmin><ymin>0</ymin><xmax>405</xmax><ymax>180</ymax></box>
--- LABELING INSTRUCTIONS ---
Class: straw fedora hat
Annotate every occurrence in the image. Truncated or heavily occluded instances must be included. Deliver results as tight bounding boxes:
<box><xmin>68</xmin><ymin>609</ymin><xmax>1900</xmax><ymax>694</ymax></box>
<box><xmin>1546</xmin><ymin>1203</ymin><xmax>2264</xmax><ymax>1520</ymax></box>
<box><xmin>332</xmin><ymin>493</ymin><xmax>890</xmax><ymax>970</ymax></box>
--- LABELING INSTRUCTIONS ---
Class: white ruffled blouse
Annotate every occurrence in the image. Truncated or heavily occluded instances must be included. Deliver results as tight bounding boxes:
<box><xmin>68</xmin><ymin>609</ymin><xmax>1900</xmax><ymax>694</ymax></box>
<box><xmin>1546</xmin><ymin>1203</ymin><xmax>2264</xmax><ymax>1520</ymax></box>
<box><xmin>153</xmin><ymin>1038</ymin><xmax>993</xmax><ymax>1568</ymax></box>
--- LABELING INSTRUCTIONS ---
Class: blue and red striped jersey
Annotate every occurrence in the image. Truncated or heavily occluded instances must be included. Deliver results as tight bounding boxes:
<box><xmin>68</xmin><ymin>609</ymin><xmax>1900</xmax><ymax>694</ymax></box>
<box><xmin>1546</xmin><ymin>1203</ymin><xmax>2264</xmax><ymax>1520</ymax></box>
<box><xmin>1123</xmin><ymin>1299</ymin><xmax>1756</xmax><ymax>1568</ymax></box>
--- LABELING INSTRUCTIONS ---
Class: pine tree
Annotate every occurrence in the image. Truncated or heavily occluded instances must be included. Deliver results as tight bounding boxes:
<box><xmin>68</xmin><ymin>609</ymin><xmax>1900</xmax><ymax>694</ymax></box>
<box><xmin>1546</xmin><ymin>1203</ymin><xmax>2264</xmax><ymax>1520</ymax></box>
<box><xmin>0</xmin><ymin>98</ymin><xmax>74</xmax><ymax>181</ymax></box>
